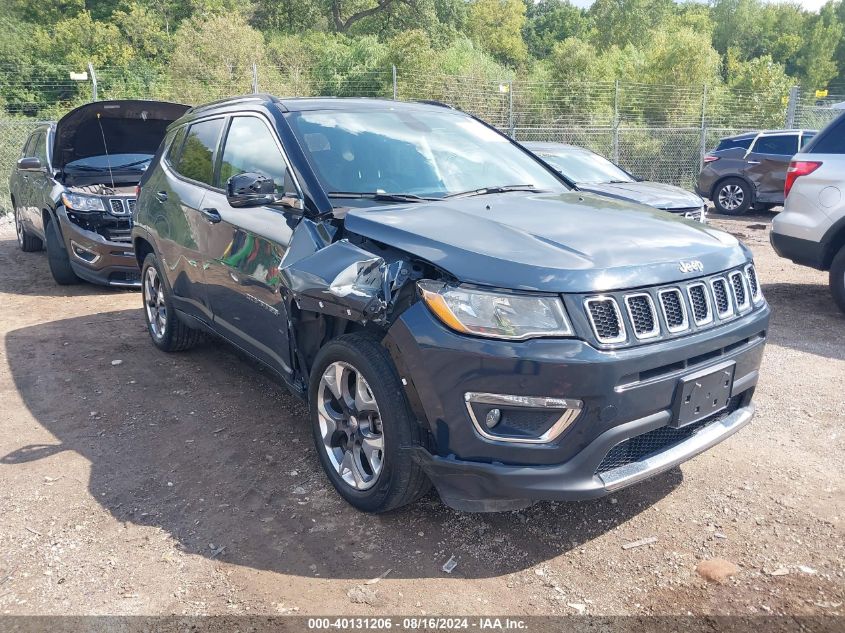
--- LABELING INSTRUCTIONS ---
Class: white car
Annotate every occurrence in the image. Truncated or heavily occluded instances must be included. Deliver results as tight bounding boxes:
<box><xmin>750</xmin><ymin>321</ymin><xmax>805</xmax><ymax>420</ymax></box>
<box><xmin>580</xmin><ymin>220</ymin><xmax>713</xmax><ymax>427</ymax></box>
<box><xmin>771</xmin><ymin>113</ymin><xmax>845</xmax><ymax>312</ymax></box>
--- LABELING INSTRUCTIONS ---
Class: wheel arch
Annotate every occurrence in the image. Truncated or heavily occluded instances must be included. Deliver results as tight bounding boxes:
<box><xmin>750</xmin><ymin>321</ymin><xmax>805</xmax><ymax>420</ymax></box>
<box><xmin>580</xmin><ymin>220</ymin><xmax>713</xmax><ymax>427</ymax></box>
<box><xmin>133</xmin><ymin>236</ymin><xmax>155</xmax><ymax>270</ymax></box>
<box><xmin>710</xmin><ymin>174</ymin><xmax>756</xmax><ymax>204</ymax></box>
<box><xmin>821</xmin><ymin>217</ymin><xmax>845</xmax><ymax>270</ymax></box>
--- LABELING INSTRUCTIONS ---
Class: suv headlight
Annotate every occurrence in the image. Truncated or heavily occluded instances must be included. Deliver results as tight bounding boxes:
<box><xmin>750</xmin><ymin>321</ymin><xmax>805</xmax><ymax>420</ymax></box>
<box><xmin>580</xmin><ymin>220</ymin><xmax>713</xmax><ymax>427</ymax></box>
<box><xmin>61</xmin><ymin>192</ymin><xmax>105</xmax><ymax>212</ymax></box>
<box><xmin>418</xmin><ymin>280</ymin><xmax>573</xmax><ymax>340</ymax></box>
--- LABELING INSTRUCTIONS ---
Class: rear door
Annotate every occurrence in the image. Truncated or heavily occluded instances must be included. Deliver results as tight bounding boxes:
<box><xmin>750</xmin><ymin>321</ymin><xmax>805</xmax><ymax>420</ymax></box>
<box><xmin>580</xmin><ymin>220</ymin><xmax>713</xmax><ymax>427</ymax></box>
<box><xmin>197</xmin><ymin>114</ymin><xmax>302</xmax><ymax>378</ymax></box>
<box><xmin>29</xmin><ymin>130</ymin><xmax>51</xmax><ymax>235</ymax></box>
<box><xmin>744</xmin><ymin>133</ymin><xmax>800</xmax><ymax>202</ymax></box>
<box><xmin>149</xmin><ymin>117</ymin><xmax>226</xmax><ymax>322</ymax></box>
<box><xmin>12</xmin><ymin>132</ymin><xmax>38</xmax><ymax>224</ymax></box>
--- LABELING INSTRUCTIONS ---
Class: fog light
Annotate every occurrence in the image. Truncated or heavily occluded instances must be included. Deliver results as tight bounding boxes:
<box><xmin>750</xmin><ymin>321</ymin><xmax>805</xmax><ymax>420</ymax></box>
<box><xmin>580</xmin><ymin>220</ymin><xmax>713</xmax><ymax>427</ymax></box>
<box><xmin>70</xmin><ymin>240</ymin><xmax>100</xmax><ymax>264</ymax></box>
<box><xmin>485</xmin><ymin>408</ymin><xmax>502</xmax><ymax>429</ymax></box>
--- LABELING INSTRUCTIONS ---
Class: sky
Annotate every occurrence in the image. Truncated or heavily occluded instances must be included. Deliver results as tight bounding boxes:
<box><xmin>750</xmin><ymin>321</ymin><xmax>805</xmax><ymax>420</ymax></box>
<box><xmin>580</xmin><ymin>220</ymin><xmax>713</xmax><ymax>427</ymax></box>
<box><xmin>567</xmin><ymin>0</ymin><xmax>829</xmax><ymax>11</ymax></box>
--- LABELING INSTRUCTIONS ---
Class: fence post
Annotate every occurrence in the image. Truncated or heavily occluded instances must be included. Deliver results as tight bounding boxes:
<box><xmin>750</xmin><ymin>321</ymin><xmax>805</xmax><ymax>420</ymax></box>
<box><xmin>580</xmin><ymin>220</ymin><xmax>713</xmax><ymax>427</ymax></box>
<box><xmin>251</xmin><ymin>62</ymin><xmax>259</xmax><ymax>93</ymax></box>
<box><xmin>508</xmin><ymin>80</ymin><xmax>514</xmax><ymax>138</ymax></box>
<box><xmin>785</xmin><ymin>85</ymin><xmax>799</xmax><ymax>128</ymax></box>
<box><xmin>699</xmin><ymin>83</ymin><xmax>708</xmax><ymax>170</ymax></box>
<box><xmin>88</xmin><ymin>62</ymin><xmax>97</xmax><ymax>102</ymax></box>
<box><xmin>392</xmin><ymin>65</ymin><xmax>397</xmax><ymax>100</ymax></box>
<box><xmin>612</xmin><ymin>80</ymin><xmax>619</xmax><ymax>163</ymax></box>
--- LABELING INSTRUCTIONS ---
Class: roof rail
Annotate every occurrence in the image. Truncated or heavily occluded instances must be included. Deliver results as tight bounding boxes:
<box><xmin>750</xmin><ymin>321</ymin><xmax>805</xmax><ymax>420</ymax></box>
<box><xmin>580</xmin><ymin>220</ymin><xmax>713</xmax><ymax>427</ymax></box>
<box><xmin>414</xmin><ymin>100</ymin><xmax>455</xmax><ymax>109</ymax></box>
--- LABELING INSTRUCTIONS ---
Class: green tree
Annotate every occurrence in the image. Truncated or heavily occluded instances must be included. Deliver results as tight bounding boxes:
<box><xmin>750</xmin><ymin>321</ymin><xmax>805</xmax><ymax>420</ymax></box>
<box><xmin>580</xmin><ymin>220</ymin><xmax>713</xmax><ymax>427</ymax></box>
<box><xmin>795</xmin><ymin>3</ymin><xmax>842</xmax><ymax>90</ymax></box>
<box><xmin>523</xmin><ymin>0</ymin><xmax>588</xmax><ymax>59</ymax></box>
<box><xmin>466</xmin><ymin>0</ymin><xmax>529</xmax><ymax>64</ymax></box>
<box><xmin>587</xmin><ymin>0</ymin><xmax>674</xmax><ymax>49</ymax></box>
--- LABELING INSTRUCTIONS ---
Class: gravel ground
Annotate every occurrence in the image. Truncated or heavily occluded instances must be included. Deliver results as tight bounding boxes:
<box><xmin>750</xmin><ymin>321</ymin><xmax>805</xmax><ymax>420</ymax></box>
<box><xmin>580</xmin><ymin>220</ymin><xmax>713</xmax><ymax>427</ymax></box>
<box><xmin>0</xmin><ymin>211</ymin><xmax>842</xmax><ymax>618</ymax></box>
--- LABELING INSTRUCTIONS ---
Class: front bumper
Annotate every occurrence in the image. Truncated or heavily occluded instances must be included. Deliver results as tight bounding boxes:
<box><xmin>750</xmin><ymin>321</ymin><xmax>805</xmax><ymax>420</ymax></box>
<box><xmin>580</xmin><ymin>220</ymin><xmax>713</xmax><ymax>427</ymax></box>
<box><xmin>57</xmin><ymin>207</ymin><xmax>140</xmax><ymax>287</ymax></box>
<box><xmin>385</xmin><ymin>301</ymin><xmax>769</xmax><ymax>511</ymax></box>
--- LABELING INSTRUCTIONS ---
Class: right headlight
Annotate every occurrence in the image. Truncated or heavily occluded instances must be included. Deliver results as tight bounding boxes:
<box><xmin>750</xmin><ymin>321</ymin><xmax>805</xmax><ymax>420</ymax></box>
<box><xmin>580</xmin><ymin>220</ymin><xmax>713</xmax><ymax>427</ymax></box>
<box><xmin>418</xmin><ymin>280</ymin><xmax>573</xmax><ymax>340</ymax></box>
<box><xmin>61</xmin><ymin>192</ymin><xmax>105</xmax><ymax>212</ymax></box>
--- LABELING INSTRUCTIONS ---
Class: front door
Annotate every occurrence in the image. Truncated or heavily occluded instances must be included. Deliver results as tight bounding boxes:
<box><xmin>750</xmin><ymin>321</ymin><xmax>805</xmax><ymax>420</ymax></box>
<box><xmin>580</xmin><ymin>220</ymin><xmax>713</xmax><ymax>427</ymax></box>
<box><xmin>743</xmin><ymin>133</ymin><xmax>799</xmax><ymax>202</ymax></box>
<box><xmin>198</xmin><ymin>115</ymin><xmax>303</xmax><ymax>378</ymax></box>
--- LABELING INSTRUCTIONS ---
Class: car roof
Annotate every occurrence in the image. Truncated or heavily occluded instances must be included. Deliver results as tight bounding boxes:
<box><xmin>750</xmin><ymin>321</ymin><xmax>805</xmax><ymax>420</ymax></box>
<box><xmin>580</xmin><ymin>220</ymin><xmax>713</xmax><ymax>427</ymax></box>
<box><xmin>183</xmin><ymin>94</ymin><xmax>458</xmax><ymax>118</ymax></box>
<box><xmin>721</xmin><ymin>129</ymin><xmax>816</xmax><ymax>141</ymax></box>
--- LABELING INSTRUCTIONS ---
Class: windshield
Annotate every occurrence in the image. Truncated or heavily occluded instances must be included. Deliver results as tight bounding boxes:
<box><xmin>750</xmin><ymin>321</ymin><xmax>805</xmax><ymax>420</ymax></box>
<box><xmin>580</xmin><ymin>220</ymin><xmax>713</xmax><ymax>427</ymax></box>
<box><xmin>64</xmin><ymin>153</ymin><xmax>153</xmax><ymax>172</ymax></box>
<box><xmin>536</xmin><ymin>149</ymin><xmax>633</xmax><ymax>184</ymax></box>
<box><xmin>285</xmin><ymin>109</ymin><xmax>567</xmax><ymax>198</ymax></box>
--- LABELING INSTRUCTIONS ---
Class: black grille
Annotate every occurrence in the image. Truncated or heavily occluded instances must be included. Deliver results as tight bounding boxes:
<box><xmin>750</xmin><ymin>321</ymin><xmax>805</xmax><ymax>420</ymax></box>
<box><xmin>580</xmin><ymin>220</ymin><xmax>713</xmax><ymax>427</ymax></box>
<box><xmin>730</xmin><ymin>272</ymin><xmax>747</xmax><ymax>308</ymax></box>
<box><xmin>596</xmin><ymin>395</ymin><xmax>743</xmax><ymax>474</ymax></box>
<box><xmin>626</xmin><ymin>295</ymin><xmax>657</xmax><ymax>337</ymax></box>
<box><xmin>659</xmin><ymin>289</ymin><xmax>686</xmax><ymax>330</ymax></box>
<box><xmin>109</xmin><ymin>199</ymin><xmax>125</xmax><ymax>214</ymax></box>
<box><xmin>127</xmin><ymin>198</ymin><xmax>137</xmax><ymax>213</ymax></box>
<box><xmin>688</xmin><ymin>284</ymin><xmax>710</xmax><ymax>324</ymax></box>
<box><xmin>587</xmin><ymin>299</ymin><xmax>623</xmax><ymax>342</ymax></box>
<box><xmin>712</xmin><ymin>279</ymin><xmax>730</xmax><ymax>315</ymax></box>
<box><xmin>746</xmin><ymin>265</ymin><xmax>759</xmax><ymax>299</ymax></box>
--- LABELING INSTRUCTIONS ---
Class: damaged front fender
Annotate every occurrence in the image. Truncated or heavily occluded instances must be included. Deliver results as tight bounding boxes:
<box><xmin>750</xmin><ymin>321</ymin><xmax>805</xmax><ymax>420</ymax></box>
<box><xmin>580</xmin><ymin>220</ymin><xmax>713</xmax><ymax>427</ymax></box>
<box><xmin>281</xmin><ymin>239</ymin><xmax>410</xmax><ymax>325</ymax></box>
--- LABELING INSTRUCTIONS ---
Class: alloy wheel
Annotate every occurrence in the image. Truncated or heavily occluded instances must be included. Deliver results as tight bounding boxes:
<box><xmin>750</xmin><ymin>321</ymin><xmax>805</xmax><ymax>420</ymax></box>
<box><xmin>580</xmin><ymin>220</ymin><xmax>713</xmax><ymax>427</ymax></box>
<box><xmin>143</xmin><ymin>266</ymin><xmax>167</xmax><ymax>340</ymax></box>
<box><xmin>718</xmin><ymin>184</ymin><xmax>744</xmax><ymax>211</ymax></box>
<box><xmin>317</xmin><ymin>361</ymin><xmax>384</xmax><ymax>491</ymax></box>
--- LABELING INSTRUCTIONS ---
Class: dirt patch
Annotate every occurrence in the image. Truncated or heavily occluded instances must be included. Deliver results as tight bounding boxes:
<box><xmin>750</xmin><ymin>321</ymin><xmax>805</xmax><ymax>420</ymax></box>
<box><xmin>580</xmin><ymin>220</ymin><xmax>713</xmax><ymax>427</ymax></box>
<box><xmin>0</xmin><ymin>212</ymin><xmax>842</xmax><ymax>616</ymax></box>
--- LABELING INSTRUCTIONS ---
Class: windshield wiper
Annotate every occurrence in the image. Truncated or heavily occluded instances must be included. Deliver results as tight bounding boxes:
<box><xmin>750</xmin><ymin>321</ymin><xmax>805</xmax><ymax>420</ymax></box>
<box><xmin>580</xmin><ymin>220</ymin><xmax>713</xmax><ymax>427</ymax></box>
<box><xmin>442</xmin><ymin>184</ymin><xmax>548</xmax><ymax>199</ymax></box>
<box><xmin>65</xmin><ymin>158</ymin><xmax>150</xmax><ymax>173</ymax></box>
<box><xmin>109</xmin><ymin>158</ymin><xmax>150</xmax><ymax>170</ymax></box>
<box><xmin>327</xmin><ymin>191</ymin><xmax>438</xmax><ymax>203</ymax></box>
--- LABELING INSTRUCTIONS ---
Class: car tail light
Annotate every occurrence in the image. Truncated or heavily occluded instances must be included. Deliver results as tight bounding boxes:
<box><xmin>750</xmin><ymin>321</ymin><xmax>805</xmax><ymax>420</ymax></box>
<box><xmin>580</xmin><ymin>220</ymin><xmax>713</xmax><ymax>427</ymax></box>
<box><xmin>784</xmin><ymin>161</ymin><xmax>822</xmax><ymax>199</ymax></box>
<box><xmin>703</xmin><ymin>155</ymin><xmax>719</xmax><ymax>164</ymax></box>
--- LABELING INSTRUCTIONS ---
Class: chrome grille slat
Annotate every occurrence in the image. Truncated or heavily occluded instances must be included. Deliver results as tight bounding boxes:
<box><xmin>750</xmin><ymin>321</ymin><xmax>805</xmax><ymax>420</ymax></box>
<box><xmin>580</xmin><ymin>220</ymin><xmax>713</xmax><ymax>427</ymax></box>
<box><xmin>624</xmin><ymin>293</ymin><xmax>660</xmax><ymax>339</ymax></box>
<box><xmin>729</xmin><ymin>271</ymin><xmax>750</xmax><ymax>311</ymax></box>
<box><xmin>745</xmin><ymin>264</ymin><xmax>761</xmax><ymax>303</ymax></box>
<box><xmin>686</xmin><ymin>282</ymin><xmax>713</xmax><ymax>326</ymax></box>
<box><xmin>658</xmin><ymin>288</ymin><xmax>688</xmax><ymax>333</ymax></box>
<box><xmin>585</xmin><ymin>297</ymin><xmax>626</xmax><ymax>344</ymax></box>
<box><xmin>710</xmin><ymin>277</ymin><xmax>733</xmax><ymax>319</ymax></box>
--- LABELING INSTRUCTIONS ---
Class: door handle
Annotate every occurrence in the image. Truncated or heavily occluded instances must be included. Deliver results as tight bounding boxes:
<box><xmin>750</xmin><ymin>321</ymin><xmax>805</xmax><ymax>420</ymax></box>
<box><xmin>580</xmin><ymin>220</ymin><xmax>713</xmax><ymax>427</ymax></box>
<box><xmin>199</xmin><ymin>207</ymin><xmax>222</xmax><ymax>223</ymax></box>
<box><xmin>746</xmin><ymin>160</ymin><xmax>761</xmax><ymax>165</ymax></box>
<box><xmin>155</xmin><ymin>191</ymin><xmax>168</xmax><ymax>202</ymax></box>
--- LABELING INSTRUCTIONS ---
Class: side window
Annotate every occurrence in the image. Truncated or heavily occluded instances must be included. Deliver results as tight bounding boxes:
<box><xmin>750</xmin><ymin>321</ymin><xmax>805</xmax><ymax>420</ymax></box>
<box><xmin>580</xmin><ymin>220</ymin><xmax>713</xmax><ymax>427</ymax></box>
<box><xmin>172</xmin><ymin>118</ymin><xmax>224</xmax><ymax>186</ymax></box>
<box><xmin>753</xmin><ymin>134</ymin><xmax>799</xmax><ymax>156</ymax></box>
<box><xmin>218</xmin><ymin>116</ymin><xmax>297</xmax><ymax>196</ymax></box>
<box><xmin>32</xmin><ymin>132</ymin><xmax>48</xmax><ymax>166</ymax></box>
<box><xmin>165</xmin><ymin>126</ymin><xmax>187</xmax><ymax>165</ymax></box>
<box><xmin>716</xmin><ymin>137</ymin><xmax>753</xmax><ymax>151</ymax></box>
<box><xmin>21</xmin><ymin>133</ymin><xmax>37</xmax><ymax>158</ymax></box>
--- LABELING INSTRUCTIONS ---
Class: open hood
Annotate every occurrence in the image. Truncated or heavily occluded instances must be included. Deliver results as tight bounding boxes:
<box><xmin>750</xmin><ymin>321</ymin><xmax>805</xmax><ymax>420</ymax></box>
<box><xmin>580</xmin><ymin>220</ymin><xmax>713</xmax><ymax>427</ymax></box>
<box><xmin>53</xmin><ymin>100</ymin><xmax>189</xmax><ymax>171</ymax></box>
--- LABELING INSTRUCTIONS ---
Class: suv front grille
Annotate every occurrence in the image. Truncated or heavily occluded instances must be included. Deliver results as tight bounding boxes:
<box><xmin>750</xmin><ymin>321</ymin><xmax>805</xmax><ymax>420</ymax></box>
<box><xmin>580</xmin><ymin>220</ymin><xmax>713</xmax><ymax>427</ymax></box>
<box><xmin>585</xmin><ymin>298</ymin><xmax>626</xmax><ymax>344</ymax></box>
<box><xmin>581</xmin><ymin>265</ymin><xmax>763</xmax><ymax>347</ymax></box>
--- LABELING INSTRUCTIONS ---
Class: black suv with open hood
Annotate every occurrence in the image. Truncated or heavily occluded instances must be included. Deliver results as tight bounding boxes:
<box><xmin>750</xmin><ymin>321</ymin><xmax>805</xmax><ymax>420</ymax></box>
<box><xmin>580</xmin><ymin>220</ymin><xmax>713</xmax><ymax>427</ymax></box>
<box><xmin>9</xmin><ymin>100</ymin><xmax>188</xmax><ymax>286</ymax></box>
<box><xmin>133</xmin><ymin>96</ymin><xmax>769</xmax><ymax>512</ymax></box>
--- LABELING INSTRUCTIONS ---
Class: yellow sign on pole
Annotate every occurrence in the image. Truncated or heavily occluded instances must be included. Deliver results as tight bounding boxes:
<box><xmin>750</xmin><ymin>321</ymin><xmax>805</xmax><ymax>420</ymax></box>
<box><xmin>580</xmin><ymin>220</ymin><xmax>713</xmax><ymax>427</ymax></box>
<box><xmin>815</xmin><ymin>89</ymin><xmax>829</xmax><ymax>98</ymax></box>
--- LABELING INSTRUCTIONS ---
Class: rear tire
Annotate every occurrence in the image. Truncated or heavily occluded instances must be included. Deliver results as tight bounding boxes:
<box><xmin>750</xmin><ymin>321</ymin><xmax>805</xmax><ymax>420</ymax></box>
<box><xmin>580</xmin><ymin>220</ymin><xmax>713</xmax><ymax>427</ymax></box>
<box><xmin>830</xmin><ymin>246</ymin><xmax>845</xmax><ymax>315</ymax></box>
<box><xmin>713</xmin><ymin>178</ymin><xmax>752</xmax><ymax>215</ymax></box>
<box><xmin>45</xmin><ymin>219</ymin><xmax>80</xmax><ymax>285</ymax></box>
<box><xmin>14</xmin><ymin>206</ymin><xmax>43</xmax><ymax>252</ymax></box>
<box><xmin>309</xmin><ymin>333</ymin><xmax>431</xmax><ymax>513</ymax></box>
<box><xmin>141</xmin><ymin>253</ymin><xmax>201</xmax><ymax>352</ymax></box>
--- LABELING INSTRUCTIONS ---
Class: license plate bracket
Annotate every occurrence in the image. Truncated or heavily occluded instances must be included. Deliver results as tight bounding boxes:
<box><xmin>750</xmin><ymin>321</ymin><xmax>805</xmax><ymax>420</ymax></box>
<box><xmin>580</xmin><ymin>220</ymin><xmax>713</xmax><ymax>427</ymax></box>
<box><xmin>671</xmin><ymin>361</ymin><xmax>736</xmax><ymax>428</ymax></box>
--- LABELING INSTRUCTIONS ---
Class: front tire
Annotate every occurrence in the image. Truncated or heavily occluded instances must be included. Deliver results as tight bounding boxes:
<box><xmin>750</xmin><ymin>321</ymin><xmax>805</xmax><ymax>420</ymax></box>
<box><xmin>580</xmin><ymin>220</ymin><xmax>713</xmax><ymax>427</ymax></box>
<box><xmin>714</xmin><ymin>178</ymin><xmax>752</xmax><ymax>215</ymax></box>
<box><xmin>309</xmin><ymin>333</ymin><xmax>431</xmax><ymax>513</ymax></box>
<box><xmin>141</xmin><ymin>253</ymin><xmax>201</xmax><ymax>352</ymax></box>
<box><xmin>14</xmin><ymin>206</ymin><xmax>43</xmax><ymax>252</ymax></box>
<box><xmin>830</xmin><ymin>246</ymin><xmax>845</xmax><ymax>315</ymax></box>
<box><xmin>45</xmin><ymin>219</ymin><xmax>80</xmax><ymax>285</ymax></box>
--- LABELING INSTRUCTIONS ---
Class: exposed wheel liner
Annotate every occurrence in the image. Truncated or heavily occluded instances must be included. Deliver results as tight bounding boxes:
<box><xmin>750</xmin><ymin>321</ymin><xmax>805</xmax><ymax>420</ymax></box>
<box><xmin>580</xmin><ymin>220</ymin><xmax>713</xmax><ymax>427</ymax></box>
<box><xmin>45</xmin><ymin>219</ymin><xmax>80</xmax><ymax>285</ymax></box>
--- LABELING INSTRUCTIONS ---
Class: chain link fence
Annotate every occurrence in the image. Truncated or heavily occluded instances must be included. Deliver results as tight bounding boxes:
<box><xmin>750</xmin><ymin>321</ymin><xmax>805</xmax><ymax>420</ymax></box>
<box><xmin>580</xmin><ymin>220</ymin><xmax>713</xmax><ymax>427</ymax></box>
<box><xmin>1</xmin><ymin>63</ymin><xmax>841</xmax><ymax>216</ymax></box>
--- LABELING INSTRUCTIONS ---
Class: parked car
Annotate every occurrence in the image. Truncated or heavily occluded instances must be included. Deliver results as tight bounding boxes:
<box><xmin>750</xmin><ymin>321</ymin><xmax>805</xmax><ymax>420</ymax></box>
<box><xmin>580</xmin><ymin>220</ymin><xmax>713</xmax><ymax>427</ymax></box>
<box><xmin>697</xmin><ymin>129</ymin><xmax>816</xmax><ymax>215</ymax></box>
<box><xmin>9</xmin><ymin>100</ymin><xmax>189</xmax><ymax>286</ymax></box>
<box><xmin>523</xmin><ymin>142</ymin><xmax>706</xmax><ymax>222</ymax></box>
<box><xmin>771</xmin><ymin>113</ymin><xmax>845</xmax><ymax>312</ymax></box>
<box><xmin>133</xmin><ymin>96</ymin><xmax>769</xmax><ymax>513</ymax></box>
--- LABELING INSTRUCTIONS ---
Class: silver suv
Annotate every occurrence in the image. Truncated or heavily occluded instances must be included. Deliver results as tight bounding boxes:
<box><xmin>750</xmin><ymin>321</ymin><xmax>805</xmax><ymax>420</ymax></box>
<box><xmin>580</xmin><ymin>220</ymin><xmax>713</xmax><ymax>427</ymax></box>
<box><xmin>771</xmin><ymin>113</ymin><xmax>845</xmax><ymax>312</ymax></box>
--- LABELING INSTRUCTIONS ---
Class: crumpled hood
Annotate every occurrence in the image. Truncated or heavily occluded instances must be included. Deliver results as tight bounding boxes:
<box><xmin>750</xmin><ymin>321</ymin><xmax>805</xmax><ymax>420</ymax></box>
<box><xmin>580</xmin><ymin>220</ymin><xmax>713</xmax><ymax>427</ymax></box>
<box><xmin>344</xmin><ymin>192</ymin><xmax>747</xmax><ymax>293</ymax></box>
<box><xmin>53</xmin><ymin>100</ymin><xmax>189</xmax><ymax>170</ymax></box>
<box><xmin>577</xmin><ymin>181</ymin><xmax>704</xmax><ymax>211</ymax></box>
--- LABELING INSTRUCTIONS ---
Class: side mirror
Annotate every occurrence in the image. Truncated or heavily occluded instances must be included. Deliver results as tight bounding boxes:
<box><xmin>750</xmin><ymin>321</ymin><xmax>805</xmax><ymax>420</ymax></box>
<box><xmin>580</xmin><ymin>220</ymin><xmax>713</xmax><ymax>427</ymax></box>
<box><xmin>17</xmin><ymin>157</ymin><xmax>42</xmax><ymax>171</ymax></box>
<box><xmin>226</xmin><ymin>172</ymin><xmax>304</xmax><ymax>211</ymax></box>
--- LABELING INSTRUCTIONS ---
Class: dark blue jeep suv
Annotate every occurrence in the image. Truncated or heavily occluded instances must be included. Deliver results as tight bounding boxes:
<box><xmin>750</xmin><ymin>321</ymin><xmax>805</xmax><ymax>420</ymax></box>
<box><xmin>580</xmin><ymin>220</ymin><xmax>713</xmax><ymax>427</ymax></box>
<box><xmin>132</xmin><ymin>96</ymin><xmax>769</xmax><ymax>512</ymax></box>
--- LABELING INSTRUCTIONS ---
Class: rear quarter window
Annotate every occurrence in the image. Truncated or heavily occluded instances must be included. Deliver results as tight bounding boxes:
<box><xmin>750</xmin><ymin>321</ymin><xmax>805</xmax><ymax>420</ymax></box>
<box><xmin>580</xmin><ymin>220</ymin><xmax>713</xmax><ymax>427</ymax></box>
<box><xmin>171</xmin><ymin>118</ymin><xmax>225</xmax><ymax>186</ymax></box>
<box><xmin>805</xmin><ymin>116</ymin><xmax>845</xmax><ymax>154</ymax></box>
